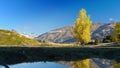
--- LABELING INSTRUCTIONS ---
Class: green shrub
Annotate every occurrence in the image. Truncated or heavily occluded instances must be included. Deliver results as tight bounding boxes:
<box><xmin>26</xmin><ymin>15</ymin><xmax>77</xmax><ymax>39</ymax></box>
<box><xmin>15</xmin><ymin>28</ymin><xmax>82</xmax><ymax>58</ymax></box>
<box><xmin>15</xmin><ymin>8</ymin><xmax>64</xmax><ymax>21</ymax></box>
<box><xmin>95</xmin><ymin>39</ymin><xmax>99</xmax><ymax>45</ymax></box>
<box><xmin>102</xmin><ymin>35</ymin><xmax>113</xmax><ymax>43</ymax></box>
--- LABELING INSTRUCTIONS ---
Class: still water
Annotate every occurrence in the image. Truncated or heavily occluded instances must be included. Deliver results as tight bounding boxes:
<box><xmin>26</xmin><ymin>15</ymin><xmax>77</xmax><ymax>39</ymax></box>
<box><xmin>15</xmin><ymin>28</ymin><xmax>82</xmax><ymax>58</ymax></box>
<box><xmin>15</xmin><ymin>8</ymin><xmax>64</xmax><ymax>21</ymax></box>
<box><xmin>9</xmin><ymin>62</ymin><xmax>69</xmax><ymax>68</ymax></box>
<box><xmin>1</xmin><ymin>47</ymin><xmax>120</xmax><ymax>68</ymax></box>
<box><xmin>0</xmin><ymin>58</ymin><xmax>120</xmax><ymax>68</ymax></box>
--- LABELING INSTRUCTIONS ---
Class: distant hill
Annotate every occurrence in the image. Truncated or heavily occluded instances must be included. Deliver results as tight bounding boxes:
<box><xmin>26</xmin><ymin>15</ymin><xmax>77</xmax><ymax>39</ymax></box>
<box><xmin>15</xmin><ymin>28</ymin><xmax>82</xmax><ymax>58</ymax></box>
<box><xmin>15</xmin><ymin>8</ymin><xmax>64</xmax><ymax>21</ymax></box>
<box><xmin>0</xmin><ymin>29</ymin><xmax>40</xmax><ymax>45</ymax></box>
<box><xmin>36</xmin><ymin>23</ymin><xmax>116</xmax><ymax>43</ymax></box>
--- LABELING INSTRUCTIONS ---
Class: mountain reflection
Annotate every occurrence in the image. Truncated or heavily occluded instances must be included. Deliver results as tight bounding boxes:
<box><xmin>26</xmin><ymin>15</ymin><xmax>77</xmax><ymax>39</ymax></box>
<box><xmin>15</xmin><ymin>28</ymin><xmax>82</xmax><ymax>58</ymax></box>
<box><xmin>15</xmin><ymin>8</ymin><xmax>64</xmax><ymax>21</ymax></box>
<box><xmin>1</xmin><ymin>58</ymin><xmax>120</xmax><ymax>68</ymax></box>
<box><xmin>0</xmin><ymin>47</ymin><xmax>120</xmax><ymax>68</ymax></box>
<box><xmin>57</xmin><ymin>58</ymin><xmax>120</xmax><ymax>68</ymax></box>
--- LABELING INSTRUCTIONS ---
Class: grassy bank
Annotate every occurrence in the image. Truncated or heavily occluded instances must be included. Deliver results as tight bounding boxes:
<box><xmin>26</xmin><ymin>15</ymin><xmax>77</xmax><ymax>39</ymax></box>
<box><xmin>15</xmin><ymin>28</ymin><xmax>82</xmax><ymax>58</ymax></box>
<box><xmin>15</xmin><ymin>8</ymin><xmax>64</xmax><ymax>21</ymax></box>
<box><xmin>0</xmin><ymin>47</ymin><xmax>120</xmax><ymax>65</ymax></box>
<box><xmin>0</xmin><ymin>29</ymin><xmax>40</xmax><ymax>45</ymax></box>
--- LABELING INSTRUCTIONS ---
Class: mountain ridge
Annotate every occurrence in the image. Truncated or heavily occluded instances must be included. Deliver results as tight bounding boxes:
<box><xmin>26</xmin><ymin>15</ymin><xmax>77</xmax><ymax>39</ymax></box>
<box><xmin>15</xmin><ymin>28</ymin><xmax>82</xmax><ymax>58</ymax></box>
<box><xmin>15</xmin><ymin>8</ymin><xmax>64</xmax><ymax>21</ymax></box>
<box><xmin>36</xmin><ymin>23</ymin><xmax>116</xmax><ymax>43</ymax></box>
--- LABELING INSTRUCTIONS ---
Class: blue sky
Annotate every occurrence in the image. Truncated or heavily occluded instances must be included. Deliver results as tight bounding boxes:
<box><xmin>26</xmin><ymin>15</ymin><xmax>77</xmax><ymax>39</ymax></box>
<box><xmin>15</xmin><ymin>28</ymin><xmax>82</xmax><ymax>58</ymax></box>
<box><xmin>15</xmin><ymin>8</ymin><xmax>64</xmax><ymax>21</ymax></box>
<box><xmin>0</xmin><ymin>0</ymin><xmax>120</xmax><ymax>35</ymax></box>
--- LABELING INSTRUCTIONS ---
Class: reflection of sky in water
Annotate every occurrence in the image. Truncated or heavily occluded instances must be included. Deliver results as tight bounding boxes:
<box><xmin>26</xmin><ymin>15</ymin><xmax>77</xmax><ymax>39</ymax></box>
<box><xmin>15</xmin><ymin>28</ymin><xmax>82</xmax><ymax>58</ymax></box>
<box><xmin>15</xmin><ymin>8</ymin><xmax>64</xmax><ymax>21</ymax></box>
<box><xmin>1</xmin><ymin>58</ymin><xmax>120</xmax><ymax>68</ymax></box>
<box><xmin>0</xmin><ymin>66</ymin><xmax>4</xmax><ymax>68</ymax></box>
<box><xmin>9</xmin><ymin>62</ymin><xmax>69</xmax><ymax>68</ymax></box>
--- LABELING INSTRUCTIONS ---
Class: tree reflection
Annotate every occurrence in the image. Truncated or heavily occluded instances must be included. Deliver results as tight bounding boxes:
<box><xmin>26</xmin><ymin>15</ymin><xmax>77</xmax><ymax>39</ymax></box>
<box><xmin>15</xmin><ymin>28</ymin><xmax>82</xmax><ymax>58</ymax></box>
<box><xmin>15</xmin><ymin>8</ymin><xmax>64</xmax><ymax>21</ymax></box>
<box><xmin>113</xmin><ymin>60</ymin><xmax>120</xmax><ymax>68</ymax></box>
<box><xmin>71</xmin><ymin>58</ymin><xmax>90</xmax><ymax>68</ymax></box>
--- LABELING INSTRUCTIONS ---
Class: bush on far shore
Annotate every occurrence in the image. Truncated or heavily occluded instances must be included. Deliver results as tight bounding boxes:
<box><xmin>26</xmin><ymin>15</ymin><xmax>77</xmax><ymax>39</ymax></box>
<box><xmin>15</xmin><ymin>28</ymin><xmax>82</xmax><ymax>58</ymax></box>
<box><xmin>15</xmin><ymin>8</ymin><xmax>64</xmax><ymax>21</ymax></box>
<box><xmin>86</xmin><ymin>39</ymin><xmax>100</xmax><ymax>45</ymax></box>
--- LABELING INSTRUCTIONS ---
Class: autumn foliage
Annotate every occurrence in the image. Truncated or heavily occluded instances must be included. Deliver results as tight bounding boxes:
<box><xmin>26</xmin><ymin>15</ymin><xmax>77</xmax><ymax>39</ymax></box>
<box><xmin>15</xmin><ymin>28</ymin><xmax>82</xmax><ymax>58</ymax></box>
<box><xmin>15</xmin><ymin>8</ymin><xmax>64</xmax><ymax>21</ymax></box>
<box><xmin>72</xmin><ymin>9</ymin><xmax>92</xmax><ymax>44</ymax></box>
<box><xmin>113</xmin><ymin>22</ymin><xmax>120</xmax><ymax>43</ymax></box>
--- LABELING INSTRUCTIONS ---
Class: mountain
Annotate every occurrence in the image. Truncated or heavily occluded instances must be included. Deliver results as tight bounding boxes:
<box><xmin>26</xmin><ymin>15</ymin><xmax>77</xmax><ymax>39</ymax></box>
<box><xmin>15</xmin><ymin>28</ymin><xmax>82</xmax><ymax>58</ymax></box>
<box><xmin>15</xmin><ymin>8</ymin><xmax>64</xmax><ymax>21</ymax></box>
<box><xmin>92</xmin><ymin>23</ymin><xmax>116</xmax><ymax>41</ymax></box>
<box><xmin>21</xmin><ymin>33</ymin><xmax>38</xmax><ymax>39</ymax></box>
<box><xmin>36</xmin><ymin>23</ymin><xmax>116</xmax><ymax>43</ymax></box>
<box><xmin>0</xmin><ymin>29</ymin><xmax>40</xmax><ymax>45</ymax></box>
<box><xmin>36</xmin><ymin>26</ymin><xmax>74</xmax><ymax>43</ymax></box>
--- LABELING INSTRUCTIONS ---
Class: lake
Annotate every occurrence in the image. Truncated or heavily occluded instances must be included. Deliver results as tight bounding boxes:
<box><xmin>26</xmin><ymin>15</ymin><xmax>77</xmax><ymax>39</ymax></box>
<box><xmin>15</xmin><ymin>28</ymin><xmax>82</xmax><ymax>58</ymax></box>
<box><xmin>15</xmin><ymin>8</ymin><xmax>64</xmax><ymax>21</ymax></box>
<box><xmin>0</xmin><ymin>47</ymin><xmax>120</xmax><ymax>68</ymax></box>
<box><xmin>0</xmin><ymin>58</ymin><xmax>120</xmax><ymax>68</ymax></box>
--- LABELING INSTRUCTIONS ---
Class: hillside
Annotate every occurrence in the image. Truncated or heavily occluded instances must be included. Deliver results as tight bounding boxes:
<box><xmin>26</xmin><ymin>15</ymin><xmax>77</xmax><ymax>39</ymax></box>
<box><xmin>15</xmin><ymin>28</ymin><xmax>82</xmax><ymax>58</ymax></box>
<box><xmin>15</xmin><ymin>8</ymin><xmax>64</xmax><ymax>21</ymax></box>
<box><xmin>36</xmin><ymin>23</ymin><xmax>116</xmax><ymax>43</ymax></box>
<box><xmin>0</xmin><ymin>29</ymin><xmax>40</xmax><ymax>45</ymax></box>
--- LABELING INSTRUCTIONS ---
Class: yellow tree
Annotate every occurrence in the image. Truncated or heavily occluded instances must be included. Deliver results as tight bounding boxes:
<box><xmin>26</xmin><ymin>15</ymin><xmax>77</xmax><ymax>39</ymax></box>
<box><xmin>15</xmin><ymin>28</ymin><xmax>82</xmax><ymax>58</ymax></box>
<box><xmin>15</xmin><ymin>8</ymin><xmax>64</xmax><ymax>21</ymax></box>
<box><xmin>113</xmin><ymin>22</ymin><xmax>120</xmax><ymax>42</ymax></box>
<box><xmin>72</xmin><ymin>9</ymin><xmax>92</xmax><ymax>45</ymax></box>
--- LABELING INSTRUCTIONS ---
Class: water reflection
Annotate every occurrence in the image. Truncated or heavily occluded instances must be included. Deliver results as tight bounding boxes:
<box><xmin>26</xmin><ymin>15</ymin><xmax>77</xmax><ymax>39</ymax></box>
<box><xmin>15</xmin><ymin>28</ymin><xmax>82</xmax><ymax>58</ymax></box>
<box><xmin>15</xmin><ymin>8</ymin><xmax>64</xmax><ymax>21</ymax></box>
<box><xmin>113</xmin><ymin>61</ymin><xmax>120</xmax><ymax>68</ymax></box>
<box><xmin>0</xmin><ymin>47</ymin><xmax>120</xmax><ymax>68</ymax></box>
<box><xmin>58</xmin><ymin>58</ymin><xmax>120</xmax><ymax>68</ymax></box>
<box><xmin>0</xmin><ymin>64</ymin><xmax>9</xmax><ymax>68</ymax></box>
<box><xmin>72</xmin><ymin>59</ymin><xmax>90</xmax><ymax>68</ymax></box>
<box><xmin>9</xmin><ymin>62</ymin><xmax>69</xmax><ymax>68</ymax></box>
<box><xmin>2</xmin><ymin>58</ymin><xmax>120</xmax><ymax>68</ymax></box>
